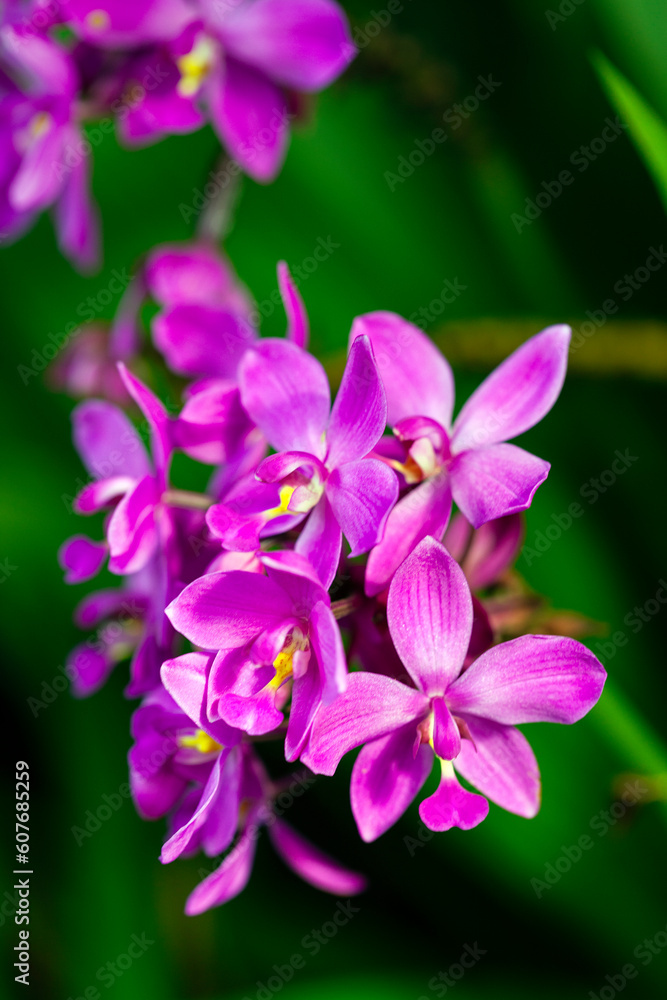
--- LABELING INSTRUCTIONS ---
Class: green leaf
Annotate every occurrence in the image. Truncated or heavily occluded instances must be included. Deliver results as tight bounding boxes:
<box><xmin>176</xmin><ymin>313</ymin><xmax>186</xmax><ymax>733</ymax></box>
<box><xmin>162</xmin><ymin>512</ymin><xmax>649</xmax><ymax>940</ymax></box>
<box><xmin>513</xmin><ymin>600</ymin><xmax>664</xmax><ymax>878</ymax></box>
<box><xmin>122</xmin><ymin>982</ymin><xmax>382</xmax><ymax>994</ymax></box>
<box><xmin>592</xmin><ymin>50</ymin><xmax>667</xmax><ymax>213</ymax></box>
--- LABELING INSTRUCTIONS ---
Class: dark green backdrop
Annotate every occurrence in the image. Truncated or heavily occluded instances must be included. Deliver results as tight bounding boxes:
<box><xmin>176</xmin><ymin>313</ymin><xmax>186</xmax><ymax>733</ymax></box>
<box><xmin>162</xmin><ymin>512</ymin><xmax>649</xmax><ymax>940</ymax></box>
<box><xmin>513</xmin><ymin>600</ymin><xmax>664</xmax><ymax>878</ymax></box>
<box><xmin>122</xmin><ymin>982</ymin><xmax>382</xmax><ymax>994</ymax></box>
<box><xmin>2</xmin><ymin>2</ymin><xmax>667</xmax><ymax>998</ymax></box>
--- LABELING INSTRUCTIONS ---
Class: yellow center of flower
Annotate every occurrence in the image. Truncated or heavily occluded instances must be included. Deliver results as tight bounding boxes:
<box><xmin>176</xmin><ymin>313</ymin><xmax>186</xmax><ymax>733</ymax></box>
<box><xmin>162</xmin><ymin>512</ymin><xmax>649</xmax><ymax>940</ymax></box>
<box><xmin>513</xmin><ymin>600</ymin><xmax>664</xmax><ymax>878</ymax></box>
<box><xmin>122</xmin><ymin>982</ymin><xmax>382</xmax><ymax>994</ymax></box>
<box><xmin>29</xmin><ymin>112</ymin><xmax>53</xmax><ymax>140</ymax></box>
<box><xmin>177</xmin><ymin>36</ymin><xmax>216</xmax><ymax>98</ymax></box>
<box><xmin>85</xmin><ymin>9</ymin><xmax>110</xmax><ymax>31</ymax></box>
<box><xmin>269</xmin><ymin>630</ymin><xmax>309</xmax><ymax>689</ymax></box>
<box><xmin>178</xmin><ymin>730</ymin><xmax>221</xmax><ymax>755</ymax></box>
<box><xmin>266</xmin><ymin>485</ymin><xmax>295</xmax><ymax>519</ymax></box>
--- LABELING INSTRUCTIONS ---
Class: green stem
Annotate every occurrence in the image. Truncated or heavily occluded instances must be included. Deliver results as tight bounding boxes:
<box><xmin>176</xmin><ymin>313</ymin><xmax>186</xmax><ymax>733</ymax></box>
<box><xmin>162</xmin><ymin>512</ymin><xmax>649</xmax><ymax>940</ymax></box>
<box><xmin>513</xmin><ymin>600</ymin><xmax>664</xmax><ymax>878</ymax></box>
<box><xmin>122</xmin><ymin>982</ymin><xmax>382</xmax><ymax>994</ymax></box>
<box><xmin>590</xmin><ymin>679</ymin><xmax>667</xmax><ymax>822</ymax></box>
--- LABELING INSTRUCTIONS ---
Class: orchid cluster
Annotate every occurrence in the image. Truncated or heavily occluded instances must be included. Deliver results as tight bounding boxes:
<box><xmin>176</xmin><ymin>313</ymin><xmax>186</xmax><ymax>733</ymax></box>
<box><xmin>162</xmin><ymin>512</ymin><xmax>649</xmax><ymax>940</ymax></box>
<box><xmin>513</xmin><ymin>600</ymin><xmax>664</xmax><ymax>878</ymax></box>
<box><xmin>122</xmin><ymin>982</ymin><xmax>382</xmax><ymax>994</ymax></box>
<box><xmin>58</xmin><ymin>236</ymin><xmax>607</xmax><ymax>914</ymax></box>
<box><xmin>0</xmin><ymin>0</ymin><xmax>354</xmax><ymax>269</ymax></box>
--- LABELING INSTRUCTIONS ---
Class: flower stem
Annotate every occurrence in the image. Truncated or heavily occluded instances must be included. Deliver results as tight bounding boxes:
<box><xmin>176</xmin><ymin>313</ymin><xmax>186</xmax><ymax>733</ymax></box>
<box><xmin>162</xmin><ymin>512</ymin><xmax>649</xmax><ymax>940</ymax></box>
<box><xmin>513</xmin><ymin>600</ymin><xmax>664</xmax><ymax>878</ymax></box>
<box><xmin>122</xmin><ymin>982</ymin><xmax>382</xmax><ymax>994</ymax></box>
<box><xmin>162</xmin><ymin>489</ymin><xmax>214</xmax><ymax>511</ymax></box>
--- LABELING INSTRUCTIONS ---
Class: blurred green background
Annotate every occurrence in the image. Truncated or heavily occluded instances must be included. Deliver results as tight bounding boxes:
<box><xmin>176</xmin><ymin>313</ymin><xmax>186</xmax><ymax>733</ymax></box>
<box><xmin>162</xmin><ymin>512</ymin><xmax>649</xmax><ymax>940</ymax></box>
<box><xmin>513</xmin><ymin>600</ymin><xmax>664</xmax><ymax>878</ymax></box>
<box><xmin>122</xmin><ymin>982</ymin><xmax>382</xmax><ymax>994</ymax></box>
<box><xmin>2</xmin><ymin>1</ymin><xmax>667</xmax><ymax>998</ymax></box>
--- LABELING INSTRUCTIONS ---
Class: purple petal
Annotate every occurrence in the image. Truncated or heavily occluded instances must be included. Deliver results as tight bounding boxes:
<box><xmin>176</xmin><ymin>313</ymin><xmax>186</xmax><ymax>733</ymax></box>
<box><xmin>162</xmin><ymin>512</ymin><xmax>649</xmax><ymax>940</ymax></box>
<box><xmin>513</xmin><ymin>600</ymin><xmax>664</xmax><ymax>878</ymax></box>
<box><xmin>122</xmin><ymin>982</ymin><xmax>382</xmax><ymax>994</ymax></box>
<box><xmin>109</xmin><ymin>275</ymin><xmax>145</xmax><ymax>360</ymax></box>
<box><xmin>55</xmin><ymin>144</ymin><xmax>100</xmax><ymax>273</ymax></box>
<box><xmin>67</xmin><ymin>643</ymin><xmax>114</xmax><ymax>698</ymax></box>
<box><xmin>278</xmin><ymin>261</ymin><xmax>309</xmax><ymax>347</ymax></box>
<box><xmin>166</xmin><ymin>570</ymin><xmax>292</xmax><ymax>649</ymax></box>
<box><xmin>208</xmin><ymin>57</ymin><xmax>289</xmax><ymax>183</ymax></box>
<box><xmin>131</xmin><ymin>767</ymin><xmax>187</xmax><ymax>822</ymax></box>
<box><xmin>269</xmin><ymin>819</ymin><xmax>366</xmax><ymax>895</ymax></box>
<box><xmin>256</xmin><ymin>449</ymin><xmax>327</xmax><ymax>486</ymax></box>
<box><xmin>73</xmin><ymin>476</ymin><xmax>135</xmax><ymax>514</ymax></box>
<box><xmin>161</xmin><ymin>651</ymin><xmax>242</xmax><ymax>746</ymax></box>
<box><xmin>285</xmin><ymin>662</ymin><xmax>322</xmax><ymax>762</ymax></box>
<box><xmin>431</xmin><ymin>697</ymin><xmax>461</xmax><ymax>761</ymax></box>
<box><xmin>118</xmin><ymin>364</ymin><xmax>172</xmax><ymax>480</ymax></box>
<box><xmin>444</xmin><ymin>512</ymin><xmax>524</xmax><ymax>590</ymax></box>
<box><xmin>207</xmin><ymin>647</ymin><xmax>283</xmax><ymax>735</ymax></box>
<box><xmin>386</xmin><ymin>536</ymin><xmax>473</xmax><ymax>697</ymax></box>
<box><xmin>454</xmin><ymin>715</ymin><xmax>541</xmax><ymax>819</ymax></box>
<box><xmin>326</xmin><ymin>336</ymin><xmax>387</xmax><ymax>467</ymax></box>
<box><xmin>0</xmin><ymin>27</ymin><xmax>76</xmax><ymax>94</ymax></box>
<box><xmin>126</xmin><ymin>633</ymin><xmax>163</xmax><ymax>699</ymax></box>
<box><xmin>161</xmin><ymin>748</ymin><xmax>239</xmax><ymax>862</ymax></box>
<box><xmin>447</xmin><ymin>635</ymin><xmax>606</xmax><ymax>725</ymax></box>
<box><xmin>364</xmin><ymin>470</ymin><xmax>452</xmax><ymax>597</ymax></box>
<box><xmin>152</xmin><ymin>303</ymin><xmax>255</xmax><ymax>379</ymax></box>
<box><xmin>450</xmin><ymin>443</ymin><xmax>550</xmax><ymax>529</ymax></box>
<box><xmin>217</xmin><ymin>0</ymin><xmax>355</xmax><ymax>92</ymax></box>
<box><xmin>350</xmin><ymin>724</ymin><xmax>432</xmax><ymax>842</ymax></box>
<box><xmin>185</xmin><ymin>827</ymin><xmax>258</xmax><ymax>914</ymax></box>
<box><xmin>219</xmin><ymin>685</ymin><xmax>285</xmax><ymax>736</ymax></box>
<box><xmin>72</xmin><ymin>399</ymin><xmax>150</xmax><ymax>480</ymax></box>
<box><xmin>146</xmin><ymin>242</ymin><xmax>249</xmax><ymax>310</ymax></box>
<box><xmin>74</xmin><ymin>588</ymin><xmax>132</xmax><ymax>628</ymax></box>
<box><xmin>261</xmin><ymin>550</ymin><xmax>328</xmax><ymax>613</ymax></box>
<box><xmin>309</xmin><ymin>600</ymin><xmax>347</xmax><ymax>703</ymax></box>
<box><xmin>419</xmin><ymin>763</ymin><xmax>489</xmax><ymax>832</ymax></box>
<box><xmin>9</xmin><ymin>119</ymin><xmax>69</xmax><ymax>213</ymax></box>
<box><xmin>58</xmin><ymin>535</ymin><xmax>107</xmax><ymax>583</ymax></box>
<box><xmin>451</xmin><ymin>325</ymin><xmax>571</xmax><ymax>452</ymax></box>
<box><xmin>106</xmin><ymin>474</ymin><xmax>159</xmax><ymax>575</ymax></box>
<box><xmin>326</xmin><ymin>458</ymin><xmax>398</xmax><ymax>557</ymax></box>
<box><xmin>116</xmin><ymin>56</ymin><xmax>205</xmax><ymax>146</ymax></box>
<box><xmin>175</xmin><ymin>381</ymin><xmax>254</xmax><ymax>465</ymax></box>
<box><xmin>238</xmin><ymin>339</ymin><xmax>330</xmax><ymax>457</ymax></box>
<box><xmin>302</xmin><ymin>671</ymin><xmax>429</xmax><ymax>776</ymax></box>
<box><xmin>294</xmin><ymin>495</ymin><xmax>342</xmax><ymax>590</ymax></box>
<box><xmin>65</xmin><ymin>0</ymin><xmax>194</xmax><ymax>48</ymax></box>
<box><xmin>350</xmin><ymin>312</ymin><xmax>455</xmax><ymax>428</ymax></box>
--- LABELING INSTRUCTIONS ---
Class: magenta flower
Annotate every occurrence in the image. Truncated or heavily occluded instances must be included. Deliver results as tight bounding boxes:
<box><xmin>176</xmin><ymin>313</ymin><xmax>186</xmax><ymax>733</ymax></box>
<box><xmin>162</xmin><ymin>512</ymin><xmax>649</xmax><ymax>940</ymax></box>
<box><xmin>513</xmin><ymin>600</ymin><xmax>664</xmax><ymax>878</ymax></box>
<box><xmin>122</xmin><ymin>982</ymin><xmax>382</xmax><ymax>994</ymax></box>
<box><xmin>129</xmin><ymin>680</ymin><xmax>240</xmax><ymax>822</ymax></box>
<box><xmin>173</xmin><ymin>743</ymin><xmax>365</xmax><ymax>914</ymax></box>
<box><xmin>165</xmin><ymin>550</ymin><xmax>347</xmax><ymax>760</ymax></box>
<box><xmin>444</xmin><ymin>512</ymin><xmax>524</xmax><ymax>590</ymax></box>
<box><xmin>146</xmin><ymin>241</ymin><xmax>257</xmax><ymax>379</ymax></box>
<box><xmin>69</xmin><ymin>0</ymin><xmax>355</xmax><ymax>181</ymax></box>
<box><xmin>0</xmin><ymin>25</ymin><xmax>99</xmax><ymax>269</ymax></box>
<box><xmin>350</xmin><ymin>314</ymin><xmax>570</xmax><ymax>594</ymax></box>
<box><xmin>70</xmin><ymin>364</ymin><xmax>171</xmax><ymax>575</ymax></box>
<box><xmin>227</xmin><ymin>334</ymin><xmax>398</xmax><ymax>587</ymax></box>
<box><xmin>303</xmin><ymin>536</ymin><xmax>605</xmax><ymax>841</ymax></box>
